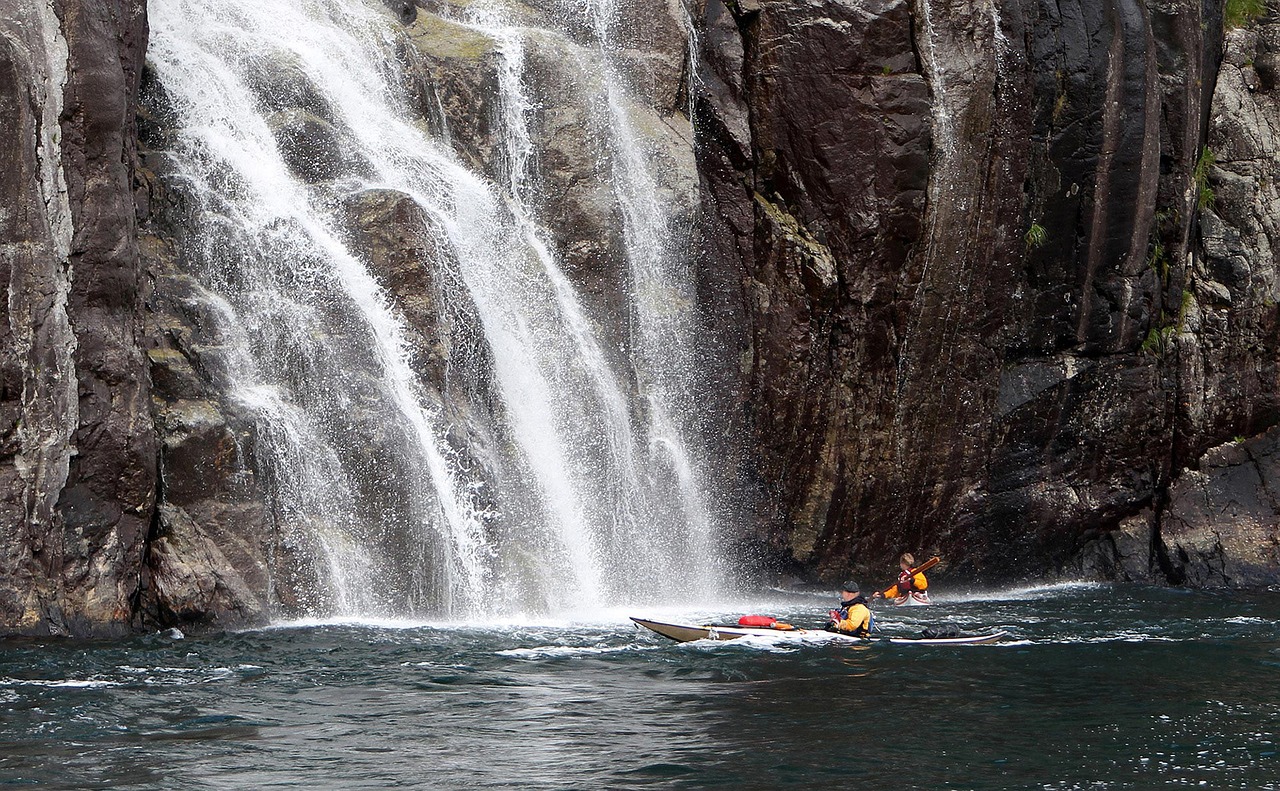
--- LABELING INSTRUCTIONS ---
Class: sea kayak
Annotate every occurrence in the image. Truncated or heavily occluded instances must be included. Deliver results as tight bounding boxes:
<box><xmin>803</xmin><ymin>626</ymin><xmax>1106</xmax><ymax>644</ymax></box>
<box><xmin>891</xmin><ymin>591</ymin><xmax>932</xmax><ymax>606</ymax></box>
<box><xmin>631</xmin><ymin>618</ymin><xmax>1006</xmax><ymax>645</ymax></box>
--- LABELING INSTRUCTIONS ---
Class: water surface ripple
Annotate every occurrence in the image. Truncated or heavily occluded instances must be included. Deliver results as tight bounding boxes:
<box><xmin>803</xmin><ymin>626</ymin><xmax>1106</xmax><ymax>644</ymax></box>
<box><xmin>3</xmin><ymin>585</ymin><xmax>1279</xmax><ymax>789</ymax></box>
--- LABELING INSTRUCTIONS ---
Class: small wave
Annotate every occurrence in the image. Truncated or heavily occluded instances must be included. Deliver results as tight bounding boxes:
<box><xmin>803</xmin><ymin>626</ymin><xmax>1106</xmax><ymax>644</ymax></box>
<box><xmin>497</xmin><ymin>643</ymin><xmax>662</xmax><ymax>660</ymax></box>
<box><xmin>118</xmin><ymin>665</ymin><xmax>199</xmax><ymax>674</ymax></box>
<box><xmin>675</xmin><ymin>631</ymin><xmax>853</xmax><ymax>653</ymax></box>
<box><xmin>0</xmin><ymin>677</ymin><xmax>120</xmax><ymax>689</ymax></box>
<box><xmin>112</xmin><ymin>665</ymin><xmax>259</xmax><ymax>684</ymax></box>
<box><xmin>1036</xmin><ymin>632</ymin><xmax>1181</xmax><ymax>644</ymax></box>
<box><xmin>941</xmin><ymin>581</ymin><xmax>1110</xmax><ymax>603</ymax></box>
<box><xmin>679</xmin><ymin>636</ymin><xmax>799</xmax><ymax>653</ymax></box>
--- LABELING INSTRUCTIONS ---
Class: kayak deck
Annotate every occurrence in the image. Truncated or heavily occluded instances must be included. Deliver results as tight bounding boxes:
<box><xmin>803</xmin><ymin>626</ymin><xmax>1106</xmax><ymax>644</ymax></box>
<box><xmin>631</xmin><ymin>617</ymin><xmax>1006</xmax><ymax>645</ymax></box>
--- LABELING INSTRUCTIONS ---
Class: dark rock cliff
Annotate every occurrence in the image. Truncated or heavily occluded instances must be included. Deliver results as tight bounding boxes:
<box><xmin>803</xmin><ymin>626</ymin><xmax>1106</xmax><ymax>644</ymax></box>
<box><xmin>0</xmin><ymin>0</ymin><xmax>154</xmax><ymax>635</ymax></box>
<box><xmin>698</xmin><ymin>0</ymin><xmax>1280</xmax><ymax>586</ymax></box>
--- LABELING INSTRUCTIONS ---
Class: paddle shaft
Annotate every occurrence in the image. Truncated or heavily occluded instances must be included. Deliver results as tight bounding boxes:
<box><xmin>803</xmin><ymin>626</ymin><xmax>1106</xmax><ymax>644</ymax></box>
<box><xmin>880</xmin><ymin>556</ymin><xmax>940</xmax><ymax>597</ymax></box>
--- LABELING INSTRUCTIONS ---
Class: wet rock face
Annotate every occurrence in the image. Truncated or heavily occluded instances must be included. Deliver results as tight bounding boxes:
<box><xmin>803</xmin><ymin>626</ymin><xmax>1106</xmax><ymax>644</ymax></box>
<box><xmin>1159</xmin><ymin>430</ymin><xmax>1280</xmax><ymax>588</ymax></box>
<box><xmin>0</xmin><ymin>0</ymin><xmax>154</xmax><ymax>636</ymax></box>
<box><xmin>268</xmin><ymin>109</ymin><xmax>362</xmax><ymax>184</ymax></box>
<box><xmin>697</xmin><ymin>0</ymin><xmax>935</xmax><ymax>568</ymax></box>
<box><xmin>339</xmin><ymin>186</ymin><xmax>501</xmax><ymax>430</ymax></box>
<box><xmin>0</xmin><ymin>2</ymin><xmax>78</xmax><ymax>634</ymax></box>
<box><xmin>400</xmin><ymin>0</ymin><xmax>698</xmax><ymax>341</ymax></box>
<box><xmin>138</xmin><ymin>251</ymin><xmax>278</xmax><ymax>630</ymax></box>
<box><xmin>700</xmin><ymin>0</ymin><xmax>1280</xmax><ymax>585</ymax></box>
<box><xmin>402</xmin><ymin>8</ymin><xmax>503</xmax><ymax>173</ymax></box>
<box><xmin>1183</xmin><ymin>22</ymin><xmax>1280</xmax><ymax>462</ymax></box>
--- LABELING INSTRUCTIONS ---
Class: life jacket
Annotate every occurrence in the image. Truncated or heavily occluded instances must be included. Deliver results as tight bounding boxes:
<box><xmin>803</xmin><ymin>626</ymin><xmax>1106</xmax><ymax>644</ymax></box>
<box><xmin>889</xmin><ymin>570</ymin><xmax>927</xmax><ymax>597</ymax></box>
<box><xmin>836</xmin><ymin>595</ymin><xmax>871</xmax><ymax>637</ymax></box>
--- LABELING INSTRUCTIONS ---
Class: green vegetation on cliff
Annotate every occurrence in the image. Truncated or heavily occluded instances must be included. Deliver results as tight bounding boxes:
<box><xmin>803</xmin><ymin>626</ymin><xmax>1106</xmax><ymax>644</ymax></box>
<box><xmin>1225</xmin><ymin>0</ymin><xmax>1267</xmax><ymax>28</ymax></box>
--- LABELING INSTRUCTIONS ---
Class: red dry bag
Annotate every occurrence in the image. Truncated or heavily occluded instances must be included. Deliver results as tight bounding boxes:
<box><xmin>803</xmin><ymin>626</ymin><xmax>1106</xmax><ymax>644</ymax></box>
<box><xmin>737</xmin><ymin>615</ymin><xmax>778</xmax><ymax>627</ymax></box>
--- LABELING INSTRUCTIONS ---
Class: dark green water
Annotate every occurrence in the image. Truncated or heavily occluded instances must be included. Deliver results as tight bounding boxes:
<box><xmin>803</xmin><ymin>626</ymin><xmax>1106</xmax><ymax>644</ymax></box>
<box><xmin>3</xmin><ymin>584</ymin><xmax>1279</xmax><ymax>790</ymax></box>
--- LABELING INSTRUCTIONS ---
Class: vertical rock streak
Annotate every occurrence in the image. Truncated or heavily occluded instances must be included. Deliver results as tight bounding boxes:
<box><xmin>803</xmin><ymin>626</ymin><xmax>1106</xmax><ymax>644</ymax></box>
<box><xmin>1077</xmin><ymin>2</ymin><xmax>1160</xmax><ymax>350</ymax></box>
<box><xmin>1</xmin><ymin>1</ymin><xmax>78</xmax><ymax>628</ymax></box>
<box><xmin>895</xmin><ymin>0</ymin><xmax>1010</xmax><ymax>515</ymax></box>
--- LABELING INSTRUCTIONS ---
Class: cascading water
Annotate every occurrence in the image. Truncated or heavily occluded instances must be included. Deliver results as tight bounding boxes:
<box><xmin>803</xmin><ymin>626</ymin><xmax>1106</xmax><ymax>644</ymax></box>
<box><xmin>457</xmin><ymin>7</ymin><xmax>651</xmax><ymax>598</ymax></box>
<box><xmin>574</xmin><ymin>0</ymin><xmax>722</xmax><ymax>597</ymax></box>
<box><xmin>146</xmin><ymin>0</ymin><xmax>725</xmax><ymax>619</ymax></box>
<box><xmin>913</xmin><ymin>0</ymin><xmax>954</xmax><ymax>156</ymax></box>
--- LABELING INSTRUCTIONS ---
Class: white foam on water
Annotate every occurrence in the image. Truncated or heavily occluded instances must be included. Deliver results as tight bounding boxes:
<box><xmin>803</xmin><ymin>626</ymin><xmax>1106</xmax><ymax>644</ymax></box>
<box><xmin>258</xmin><ymin>615</ymin><xmax>449</xmax><ymax>632</ymax></box>
<box><xmin>940</xmin><ymin>581</ymin><xmax>1112</xmax><ymax>603</ymax></box>
<box><xmin>677</xmin><ymin>635</ymin><xmax>805</xmax><ymax>654</ymax></box>
<box><xmin>496</xmin><ymin>643</ymin><xmax>664</xmax><ymax>660</ymax></box>
<box><xmin>0</xmin><ymin>678</ymin><xmax>120</xmax><ymax>689</ymax></box>
<box><xmin>1041</xmin><ymin>632</ymin><xmax>1182</xmax><ymax>645</ymax></box>
<box><xmin>260</xmin><ymin>596</ymin><xmax>836</xmax><ymax>633</ymax></box>
<box><xmin>112</xmin><ymin>665</ymin><xmax>260</xmax><ymax>685</ymax></box>
<box><xmin>990</xmin><ymin>639</ymin><xmax>1035</xmax><ymax>647</ymax></box>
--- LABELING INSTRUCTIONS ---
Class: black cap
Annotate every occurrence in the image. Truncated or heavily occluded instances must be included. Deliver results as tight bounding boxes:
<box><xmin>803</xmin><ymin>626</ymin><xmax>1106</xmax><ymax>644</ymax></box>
<box><xmin>839</xmin><ymin>580</ymin><xmax>860</xmax><ymax>593</ymax></box>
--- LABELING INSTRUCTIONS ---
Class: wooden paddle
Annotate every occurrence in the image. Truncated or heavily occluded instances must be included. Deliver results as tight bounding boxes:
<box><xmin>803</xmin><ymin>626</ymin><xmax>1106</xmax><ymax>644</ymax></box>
<box><xmin>879</xmin><ymin>556</ymin><xmax>940</xmax><ymax>597</ymax></box>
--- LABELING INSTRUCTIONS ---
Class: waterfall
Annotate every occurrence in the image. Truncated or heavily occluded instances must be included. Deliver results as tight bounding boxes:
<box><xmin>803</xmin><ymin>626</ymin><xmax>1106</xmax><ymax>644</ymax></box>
<box><xmin>147</xmin><ymin>0</ymin><xmax>724</xmax><ymax>618</ymax></box>
<box><xmin>576</xmin><ymin>0</ymin><xmax>722</xmax><ymax>599</ymax></box>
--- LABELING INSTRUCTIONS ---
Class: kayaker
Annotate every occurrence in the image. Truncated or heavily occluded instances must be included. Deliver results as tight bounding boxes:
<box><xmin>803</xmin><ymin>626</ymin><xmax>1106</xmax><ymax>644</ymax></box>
<box><xmin>827</xmin><ymin>581</ymin><xmax>872</xmax><ymax>637</ymax></box>
<box><xmin>873</xmin><ymin>552</ymin><xmax>929</xmax><ymax>601</ymax></box>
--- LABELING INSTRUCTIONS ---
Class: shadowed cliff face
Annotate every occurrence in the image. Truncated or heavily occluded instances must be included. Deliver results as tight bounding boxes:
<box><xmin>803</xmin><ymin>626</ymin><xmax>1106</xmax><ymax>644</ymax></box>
<box><xmin>698</xmin><ymin>0</ymin><xmax>1280</xmax><ymax>585</ymax></box>
<box><xmin>0</xmin><ymin>0</ymin><xmax>154</xmax><ymax>636</ymax></box>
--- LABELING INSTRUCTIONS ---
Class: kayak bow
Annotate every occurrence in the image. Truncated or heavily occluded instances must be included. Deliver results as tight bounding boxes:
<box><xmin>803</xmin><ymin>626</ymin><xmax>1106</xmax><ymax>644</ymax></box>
<box><xmin>890</xmin><ymin>591</ymin><xmax>932</xmax><ymax>606</ymax></box>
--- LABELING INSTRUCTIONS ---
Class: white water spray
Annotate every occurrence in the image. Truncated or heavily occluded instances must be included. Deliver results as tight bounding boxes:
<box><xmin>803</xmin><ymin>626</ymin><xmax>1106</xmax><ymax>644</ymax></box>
<box><xmin>147</xmin><ymin>0</ymin><xmax>725</xmax><ymax>618</ymax></box>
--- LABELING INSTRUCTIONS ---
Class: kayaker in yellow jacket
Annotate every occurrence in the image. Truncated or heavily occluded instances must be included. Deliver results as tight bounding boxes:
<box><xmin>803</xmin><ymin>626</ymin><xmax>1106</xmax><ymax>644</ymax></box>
<box><xmin>827</xmin><ymin>581</ymin><xmax>872</xmax><ymax>636</ymax></box>
<box><xmin>873</xmin><ymin>552</ymin><xmax>928</xmax><ymax>600</ymax></box>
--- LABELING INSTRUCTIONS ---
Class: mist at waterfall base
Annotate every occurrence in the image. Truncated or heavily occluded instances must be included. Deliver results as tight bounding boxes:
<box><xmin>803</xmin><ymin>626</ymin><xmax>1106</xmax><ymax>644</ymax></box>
<box><xmin>4</xmin><ymin>585</ymin><xmax>1280</xmax><ymax>790</ymax></box>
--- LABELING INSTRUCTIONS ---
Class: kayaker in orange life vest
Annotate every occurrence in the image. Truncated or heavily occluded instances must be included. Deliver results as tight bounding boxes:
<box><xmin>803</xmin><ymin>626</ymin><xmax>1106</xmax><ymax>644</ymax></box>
<box><xmin>827</xmin><ymin>581</ymin><xmax>872</xmax><ymax>637</ymax></box>
<box><xmin>872</xmin><ymin>552</ymin><xmax>929</xmax><ymax>602</ymax></box>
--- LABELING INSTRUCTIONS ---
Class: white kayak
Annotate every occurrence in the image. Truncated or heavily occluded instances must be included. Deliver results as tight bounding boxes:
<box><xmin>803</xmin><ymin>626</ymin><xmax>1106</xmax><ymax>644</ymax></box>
<box><xmin>891</xmin><ymin>591</ymin><xmax>932</xmax><ymax>606</ymax></box>
<box><xmin>631</xmin><ymin>617</ymin><xmax>1006</xmax><ymax>645</ymax></box>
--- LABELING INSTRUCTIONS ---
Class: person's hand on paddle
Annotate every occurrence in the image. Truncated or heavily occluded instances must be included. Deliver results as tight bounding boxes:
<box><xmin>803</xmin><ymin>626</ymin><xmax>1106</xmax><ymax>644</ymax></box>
<box><xmin>871</xmin><ymin>591</ymin><xmax>882</xmax><ymax>599</ymax></box>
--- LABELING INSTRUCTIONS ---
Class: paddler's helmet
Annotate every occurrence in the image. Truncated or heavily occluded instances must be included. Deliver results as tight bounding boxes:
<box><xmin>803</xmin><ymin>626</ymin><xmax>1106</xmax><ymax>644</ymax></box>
<box><xmin>839</xmin><ymin>581</ymin><xmax>860</xmax><ymax>594</ymax></box>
